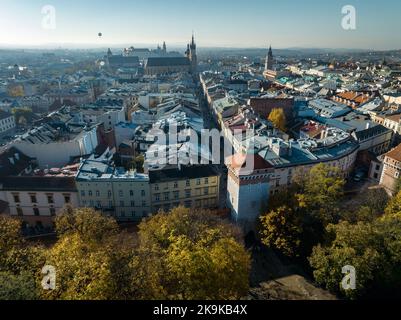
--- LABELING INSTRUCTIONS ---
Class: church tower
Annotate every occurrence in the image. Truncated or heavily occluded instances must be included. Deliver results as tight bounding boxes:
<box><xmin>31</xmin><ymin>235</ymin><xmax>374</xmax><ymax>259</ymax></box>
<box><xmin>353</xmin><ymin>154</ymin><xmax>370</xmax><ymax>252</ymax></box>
<box><xmin>265</xmin><ymin>45</ymin><xmax>273</xmax><ymax>71</ymax></box>
<box><xmin>189</xmin><ymin>33</ymin><xmax>198</xmax><ymax>74</ymax></box>
<box><xmin>162</xmin><ymin>41</ymin><xmax>167</xmax><ymax>54</ymax></box>
<box><xmin>107</xmin><ymin>48</ymin><xmax>113</xmax><ymax>58</ymax></box>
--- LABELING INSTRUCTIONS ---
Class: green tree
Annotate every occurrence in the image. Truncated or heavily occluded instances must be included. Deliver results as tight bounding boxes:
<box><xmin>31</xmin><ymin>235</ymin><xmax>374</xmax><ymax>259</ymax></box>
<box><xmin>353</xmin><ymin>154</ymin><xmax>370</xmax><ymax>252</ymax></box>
<box><xmin>135</xmin><ymin>207</ymin><xmax>251</xmax><ymax>299</ymax></box>
<box><xmin>259</xmin><ymin>163</ymin><xmax>345</xmax><ymax>259</ymax></box>
<box><xmin>260</xmin><ymin>206</ymin><xmax>303</xmax><ymax>257</ymax></box>
<box><xmin>309</xmin><ymin>215</ymin><xmax>401</xmax><ymax>299</ymax></box>
<box><xmin>268</xmin><ymin>108</ymin><xmax>287</xmax><ymax>131</ymax></box>
<box><xmin>0</xmin><ymin>271</ymin><xmax>38</xmax><ymax>300</ymax></box>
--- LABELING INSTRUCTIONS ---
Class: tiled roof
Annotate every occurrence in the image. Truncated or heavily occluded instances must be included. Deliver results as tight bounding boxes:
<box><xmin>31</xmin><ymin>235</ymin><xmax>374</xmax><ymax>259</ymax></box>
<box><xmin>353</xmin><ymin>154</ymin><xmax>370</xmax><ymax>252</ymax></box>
<box><xmin>385</xmin><ymin>144</ymin><xmax>401</xmax><ymax>162</ymax></box>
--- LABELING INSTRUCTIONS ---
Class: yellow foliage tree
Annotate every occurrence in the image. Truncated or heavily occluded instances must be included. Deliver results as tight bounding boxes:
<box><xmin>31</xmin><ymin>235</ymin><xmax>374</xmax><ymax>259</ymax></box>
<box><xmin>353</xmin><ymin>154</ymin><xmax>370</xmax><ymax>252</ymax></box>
<box><xmin>135</xmin><ymin>207</ymin><xmax>251</xmax><ymax>299</ymax></box>
<box><xmin>268</xmin><ymin>108</ymin><xmax>287</xmax><ymax>131</ymax></box>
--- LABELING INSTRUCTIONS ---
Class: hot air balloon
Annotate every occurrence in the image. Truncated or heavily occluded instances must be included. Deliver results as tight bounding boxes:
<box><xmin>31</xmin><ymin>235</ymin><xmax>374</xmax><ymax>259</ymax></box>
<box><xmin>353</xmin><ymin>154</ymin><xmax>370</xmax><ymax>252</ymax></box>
<box><xmin>98</xmin><ymin>32</ymin><xmax>102</xmax><ymax>37</ymax></box>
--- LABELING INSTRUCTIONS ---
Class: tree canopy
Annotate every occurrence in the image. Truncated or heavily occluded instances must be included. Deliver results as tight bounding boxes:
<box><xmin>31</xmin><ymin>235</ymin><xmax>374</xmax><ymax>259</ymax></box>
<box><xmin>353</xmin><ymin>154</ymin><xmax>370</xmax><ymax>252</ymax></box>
<box><xmin>268</xmin><ymin>108</ymin><xmax>287</xmax><ymax>132</ymax></box>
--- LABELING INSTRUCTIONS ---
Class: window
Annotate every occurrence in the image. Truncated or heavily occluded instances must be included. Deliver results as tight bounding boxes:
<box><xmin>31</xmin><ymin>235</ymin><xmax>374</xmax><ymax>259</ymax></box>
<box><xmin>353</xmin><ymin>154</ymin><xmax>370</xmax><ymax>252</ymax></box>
<box><xmin>186</xmin><ymin>180</ymin><xmax>190</xmax><ymax>187</ymax></box>
<box><xmin>205</xmin><ymin>178</ymin><xmax>209</xmax><ymax>184</ymax></box>
<box><xmin>120</xmin><ymin>201</ymin><xmax>125</xmax><ymax>207</ymax></box>
<box><xmin>109</xmin><ymin>201</ymin><xmax>113</xmax><ymax>208</ymax></box>
<box><xmin>141</xmin><ymin>190</ymin><xmax>146</xmax><ymax>197</ymax></box>
<box><xmin>164</xmin><ymin>192</ymin><xmax>169</xmax><ymax>201</ymax></box>
<box><xmin>130</xmin><ymin>190</ymin><xmax>134</xmax><ymax>196</ymax></box>
<box><xmin>155</xmin><ymin>194</ymin><xmax>160</xmax><ymax>202</ymax></box>
<box><xmin>174</xmin><ymin>182</ymin><xmax>178</xmax><ymax>188</ymax></box>
<box><xmin>108</xmin><ymin>190</ymin><xmax>112</xmax><ymax>198</ymax></box>
<box><xmin>204</xmin><ymin>187</ymin><xmax>209</xmax><ymax>196</ymax></box>
<box><xmin>96</xmin><ymin>190</ymin><xmax>100</xmax><ymax>197</ymax></box>
<box><xmin>90</xmin><ymin>200</ymin><xmax>94</xmax><ymax>206</ymax></box>
<box><xmin>185</xmin><ymin>190</ymin><xmax>191</xmax><ymax>198</ymax></box>
<box><xmin>30</xmin><ymin>194</ymin><xmax>37</xmax><ymax>203</ymax></box>
<box><xmin>131</xmin><ymin>201</ymin><xmax>135</xmax><ymax>207</ymax></box>
<box><xmin>154</xmin><ymin>184</ymin><xmax>159</xmax><ymax>191</ymax></box>
<box><xmin>81</xmin><ymin>190</ymin><xmax>85</xmax><ymax>197</ymax></box>
<box><xmin>50</xmin><ymin>208</ymin><xmax>56</xmax><ymax>216</ymax></box>
<box><xmin>16</xmin><ymin>207</ymin><xmax>23</xmax><ymax>216</ymax></box>
<box><xmin>142</xmin><ymin>201</ymin><xmax>146</xmax><ymax>207</ymax></box>
<box><xmin>119</xmin><ymin>190</ymin><xmax>123</xmax><ymax>197</ymax></box>
<box><xmin>33</xmin><ymin>207</ymin><xmax>40</xmax><ymax>216</ymax></box>
<box><xmin>196</xmin><ymin>178</ymin><xmax>201</xmax><ymax>185</ymax></box>
<box><xmin>88</xmin><ymin>190</ymin><xmax>93</xmax><ymax>197</ymax></box>
<box><xmin>47</xmin><ymin>194</ymin><xmax>54</xmax><ymax>204</ymax></box>
<box><xmin>184</xmin><ymin>200</ymin><xmax>192</xmax><ymax>208</ymax></box>
<box><xmin>12</xmin><ymin>193</ymin><xmax>20</xmax><ymax>203</ymax></box>
<box><xmin>173</xmin><ymin>191</ymin><xmax>179</xmax><ymax>200</ymax></box>
<box><xmin>64</xmin><ymin>194</ymin><xmax>71</xmax><ymax>203</ymax></box>
<box><xmin>97</xmin><ymin>201</ymin><xmax>102</xmax><ymax>208</ymax></box>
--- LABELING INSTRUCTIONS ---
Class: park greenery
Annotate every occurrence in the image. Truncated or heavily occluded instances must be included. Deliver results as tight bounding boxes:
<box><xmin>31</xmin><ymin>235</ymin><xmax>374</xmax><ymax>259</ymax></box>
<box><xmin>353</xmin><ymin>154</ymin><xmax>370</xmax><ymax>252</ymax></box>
<box><xmin>0</xmin><ymin>207</ymin><xmax>250</xmax><ymax>300</ymax></box>
<box><xmin>259</xmin><ymin>163</ymin><xmax>401</xmax><ymax>299</ymax></box>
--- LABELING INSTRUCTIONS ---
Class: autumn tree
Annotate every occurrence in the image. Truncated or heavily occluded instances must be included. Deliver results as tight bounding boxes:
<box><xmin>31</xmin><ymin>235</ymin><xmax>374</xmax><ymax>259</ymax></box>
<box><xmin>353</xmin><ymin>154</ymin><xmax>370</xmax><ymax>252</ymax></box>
<box><xmin>0</xmin><ymin>216</ymin><xmax>45</xmax><ymax>299</ymax></box>
<box><xmin>268</xmin><ymin>108</ymin><xmax>287</xmax><ymax>131</ymax></box>
<box><xmin>295</xmin><ymin>163</ymin><xmax>345</xmax><ymax>225</ymax></box>
<box><xmin>135</xmin><ymin>207</ymin><xmax>251</xmax><ymax>300</ymax></box>
<box><xmin>260</xmin><ymin>205</ymin><xmax>303</xmax><ymax>257</ymax></box>
<box><xmin>45</xmin><ymin>207</ymin><xmax>138</xmax><ymax>300</ymax></box>
<box><xmin>8</xmin><ymin>85</ymin><xmax>24</xmax><ymax>97</ymax></box>
<box><xmin>309</xmin><ymin>214</ymin><xmax>401</xmax><ymax>299</ymax></box>
<box><xmin>259</xmin><ymin>163</ymin><xmax>345</xmax><ymax>258</ymax></box>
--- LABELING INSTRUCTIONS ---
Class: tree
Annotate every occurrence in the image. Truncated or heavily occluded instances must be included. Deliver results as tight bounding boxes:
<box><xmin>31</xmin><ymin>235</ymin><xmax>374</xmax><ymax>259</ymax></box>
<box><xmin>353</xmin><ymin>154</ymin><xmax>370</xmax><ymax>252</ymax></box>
<box><xmin>259</xmin><ymin>206</ymin><xmax>303</xmax><ymax>257</ymax></box>
<box><xmin>0</xmin><ymin>216</ymin><xmax>45</xmax><ymax>299</ymax></box>
<box><xmin>309</xmin><ymin>215</ymin><xmax>401</xmax><ymax>299</ymax></box>
<box><xmin>8</xmin><ymin>85</ymin><xmax>24</xmax><ymax>97</ymax></box>
<box><xmin>135</xmin><ymin>207</ymin><xmax>251</xmax><ymax>300</ymax></box>
<box><xmin>296</xmin><ymin>163</ymin><xmax>345</xmax><ymax>225</ymax></box>
<box><xmin>268</xmin><ymin>108</ymin><xmax>287</xmax><ymax>131</ymax></box>
<box><xmin>259</xmin><ymin>163</ymin><xmax>345</xmax><ymax>259</ymax></box>
<box><xmin>55</xmin><ymin>206</ymin><xmax>118</xmax><ymax>243</ymax></box>
<box><xmin>384</xmin><ymin>189</ymin><xmax>401</xmax><ymax>218</ymax></box>
<box><xmin>46</xmin><ymin>208</ymin><xmax>138</xmax><ymax>300</ymax></box>
<box><xmin>12</xmin><ymin>107</ymin><xmax>34</xmax><ymax>125</ymax></box>
<box><xmin>0</xmin><ymin>272</ymin><xmax>38</xmax><ymax>300</ymax></box>
<box><xmin>131</xmin><ymin>155</ymin><xmax>145</xmax><ymax>173</ymax></box>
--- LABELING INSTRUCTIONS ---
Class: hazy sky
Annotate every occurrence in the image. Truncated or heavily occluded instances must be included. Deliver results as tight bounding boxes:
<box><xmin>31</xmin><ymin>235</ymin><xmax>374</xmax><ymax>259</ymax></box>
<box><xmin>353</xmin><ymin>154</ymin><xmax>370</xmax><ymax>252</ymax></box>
<box><xmin>1</xmin><ymin>0</ymin><xmax>400</xmax><ymax>49</ymax></box>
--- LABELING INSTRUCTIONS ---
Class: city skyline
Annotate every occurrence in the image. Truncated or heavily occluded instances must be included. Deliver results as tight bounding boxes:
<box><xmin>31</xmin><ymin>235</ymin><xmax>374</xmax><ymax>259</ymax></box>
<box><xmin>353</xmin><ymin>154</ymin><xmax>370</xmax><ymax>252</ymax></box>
<box><xmin>1</xmin><ymin>0</ymin><xmax>401</xmax><ymax>50</ymax></box>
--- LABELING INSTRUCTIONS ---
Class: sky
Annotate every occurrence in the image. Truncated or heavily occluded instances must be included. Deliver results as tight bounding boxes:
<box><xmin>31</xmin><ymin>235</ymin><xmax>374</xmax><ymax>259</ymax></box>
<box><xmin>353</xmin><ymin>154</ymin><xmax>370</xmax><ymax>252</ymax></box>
<box><xmin>0</xmin><ymin>0</ymin><xmax>401</xmax><ymax>50</ymax></box>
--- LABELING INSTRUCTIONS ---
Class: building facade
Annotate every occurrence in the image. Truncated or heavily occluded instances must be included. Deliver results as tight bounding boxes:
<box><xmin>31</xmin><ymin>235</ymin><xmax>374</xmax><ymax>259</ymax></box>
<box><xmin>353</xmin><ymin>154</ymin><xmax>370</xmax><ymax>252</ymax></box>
<box><xmin>0</xmin><ymin>176</ymin><xmax>78</xmax><ymax>228</ymax></box>
<box><xmin>149</xmin><ymin>165</ymin><xmax>220</xmax><ymax>213</ymax></box>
